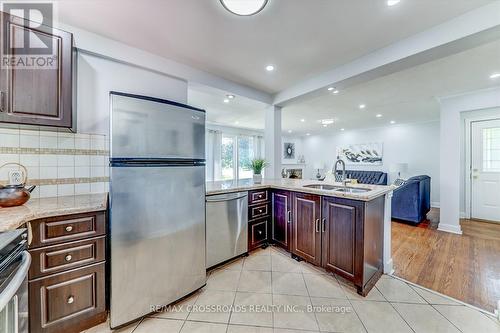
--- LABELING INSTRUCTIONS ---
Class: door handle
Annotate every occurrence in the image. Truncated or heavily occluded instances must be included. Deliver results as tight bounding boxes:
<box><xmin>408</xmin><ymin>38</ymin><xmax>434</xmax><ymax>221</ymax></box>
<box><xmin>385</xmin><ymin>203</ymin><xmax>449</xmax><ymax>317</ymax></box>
<box><xmin>315</xmin><ymin>219</ymin><xmax>320</xmax><ymax>233</ymax></box>
<box><xmin>322</xmin><ymin>218</ymin><xmax>326</xmax><ymax>232</ymax></box>
<box><xmin>287</xmin><ymin>210</ymin><xmax>291</xmax><ymax>224</ymax></box>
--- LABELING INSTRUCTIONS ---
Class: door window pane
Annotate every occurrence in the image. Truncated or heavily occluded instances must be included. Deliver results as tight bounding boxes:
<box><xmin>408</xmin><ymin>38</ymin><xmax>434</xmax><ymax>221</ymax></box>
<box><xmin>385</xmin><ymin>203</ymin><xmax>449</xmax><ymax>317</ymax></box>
<box><xmin>483</xmin><ymin>127</ymin><xmax>500</xmax><ymax>172</ymax></box>
<box><xmin>238</xmin><ymin>136</ymin><xmax>254</xmax><ymax>180</ymax></box>
<box><xmin>221</xmin><ymin>135</ymin><xmax>235</xmax><ymax>180</ymax></box>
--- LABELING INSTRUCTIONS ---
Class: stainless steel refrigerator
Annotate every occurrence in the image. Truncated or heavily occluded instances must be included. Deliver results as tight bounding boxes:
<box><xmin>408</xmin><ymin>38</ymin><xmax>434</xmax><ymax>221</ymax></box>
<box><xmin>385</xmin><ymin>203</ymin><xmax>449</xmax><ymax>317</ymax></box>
<box><xmin>108</xmin><ymin>92</ymin><xmax>206</xmax><ymax>328</ymax></box>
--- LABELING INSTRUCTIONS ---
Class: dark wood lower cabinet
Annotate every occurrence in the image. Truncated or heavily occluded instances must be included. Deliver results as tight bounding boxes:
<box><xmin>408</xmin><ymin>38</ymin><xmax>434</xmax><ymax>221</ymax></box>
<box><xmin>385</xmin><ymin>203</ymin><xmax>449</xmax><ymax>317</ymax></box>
<box><xmin>29</xmin><ymin>263</ymin><xmax>107</xmax><ymax>333</ymax></box>
<box><xmin>291</xmin><ymin>192</ymin><xmax>322</xmax><ymax>266</ymax></box>
<box><xmin>271</xmin><ymin>190</ymin><xmax>292</xmax><ymax>251</ymax></box>
<box><xmin>27</xmin><ymin>211</ymin><xmax>107</xmax><ymax>333</ymax></box>
<box><xmin>322</xmin><ymin>197</ymin><xmax>364</xmax><ymax>284</ymax></box>
<box><xmin>249</xmin><ymin>218</ymin><xmax>269</xmax><ymax>250</ymax></box>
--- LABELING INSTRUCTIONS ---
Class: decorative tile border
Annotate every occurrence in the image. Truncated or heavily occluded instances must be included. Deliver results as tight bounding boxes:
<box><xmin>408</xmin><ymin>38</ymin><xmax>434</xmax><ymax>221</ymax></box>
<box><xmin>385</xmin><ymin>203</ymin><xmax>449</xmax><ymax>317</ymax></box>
<box><xmin>0</xmin><ymin>147</ymin><xmax>109</xmax><ymax>156</ymax></box>
<box><xmin>27</xmin><ymin>177</ymin><xmax>110</xmax><ymax>186</ymax></box>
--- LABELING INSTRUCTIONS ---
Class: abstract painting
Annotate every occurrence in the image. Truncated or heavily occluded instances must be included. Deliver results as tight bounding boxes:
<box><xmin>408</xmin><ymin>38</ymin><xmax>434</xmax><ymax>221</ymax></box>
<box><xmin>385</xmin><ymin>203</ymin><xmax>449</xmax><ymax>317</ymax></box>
<box><xmin>337</xmin><ymin>143</ymin><xmax>383</xmax><ymax>165</ymax></box>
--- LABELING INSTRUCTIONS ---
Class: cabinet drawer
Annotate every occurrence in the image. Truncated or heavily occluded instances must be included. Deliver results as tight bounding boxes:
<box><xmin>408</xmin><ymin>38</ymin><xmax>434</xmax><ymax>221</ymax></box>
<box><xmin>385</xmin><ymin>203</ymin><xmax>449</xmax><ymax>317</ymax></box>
<box><xmin>29</xmin><ymin>263</ymin><xmax>106</xmax><ymax>333</ymax></box>
<box><xmin>249</xmin><ymin>190</ymin><xmax>268</xmax><ymax>204</ymax></box>
<box><xmin>29</xmin><ymin>236</ymin><xmax>106</xmax><ymax>279</ymax></box>
<box><xmin>29</xmin><ymin>211</ymin><xmax>106</xmax><ymax>248</ymax></box>
<box><xmin>249</xmin><ymin>203</ymin><xmax>269</xmax><ymax>220</ymax></box>
<box><xmin>249</xmin><ymin>219</ymin><xmax>268</xmax><ymax>250</ymax></box>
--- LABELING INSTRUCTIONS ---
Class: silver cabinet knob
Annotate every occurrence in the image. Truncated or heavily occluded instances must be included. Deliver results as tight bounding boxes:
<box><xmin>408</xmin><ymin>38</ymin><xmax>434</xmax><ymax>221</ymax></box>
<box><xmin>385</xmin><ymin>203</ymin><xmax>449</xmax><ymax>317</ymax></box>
<box><xmin>65</xmin><ymin>225</ymin><xmax>73</xmax><ymax>232</ymax></box>
<box><xmin>258</xmin><ymin>230</ymin><xmax>262</xmax><ymax>235</ymax></box>
<box><xmin>67</xmin><ymin>296</ymin><xmax>74</xmax><ymax>304</ymax></box>
<box><xmin>65</xmin><ymin>254</ymin><xmax>72</xmax><ymax>262</ymax></box>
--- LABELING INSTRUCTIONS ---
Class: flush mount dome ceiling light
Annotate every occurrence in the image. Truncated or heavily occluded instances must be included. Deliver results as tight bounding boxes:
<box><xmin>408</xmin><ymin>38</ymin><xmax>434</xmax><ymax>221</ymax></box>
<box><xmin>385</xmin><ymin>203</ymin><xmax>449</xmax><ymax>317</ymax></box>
<box><xmin>220</xmin><ymin>0</ymin><xmax>269</xmax><ymax>16</ymax></box>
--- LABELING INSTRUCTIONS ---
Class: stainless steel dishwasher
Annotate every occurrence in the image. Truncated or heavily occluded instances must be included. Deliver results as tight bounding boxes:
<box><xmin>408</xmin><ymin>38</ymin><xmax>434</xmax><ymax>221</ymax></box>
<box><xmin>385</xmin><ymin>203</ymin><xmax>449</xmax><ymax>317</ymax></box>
<box><xmin>206</xmin><ymin>191</ymin><xmax>248</xmax><ymax>268</ymax></box>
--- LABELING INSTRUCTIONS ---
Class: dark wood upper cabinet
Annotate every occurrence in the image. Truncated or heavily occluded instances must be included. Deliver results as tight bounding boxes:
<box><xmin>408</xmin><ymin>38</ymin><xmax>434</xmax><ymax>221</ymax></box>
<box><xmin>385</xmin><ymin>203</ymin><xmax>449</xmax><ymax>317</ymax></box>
<box><xmin>0</xmin><ymin>11</ymin><xmax>74</xmax><ymax>128</ymax></box>
<box><xmin>271</xmin><ymin>190</ymin><xmax>292</xmax><ymax>251</ymax></box>
<box><xmin>322</xmin><ymin>197</ymin><xmax>364</xmax><ymax>284</ymax></box>
<box><xmin>291</xmin><ymin>192</ymin><xmax>322</xmax><ymax>266</ymax></box>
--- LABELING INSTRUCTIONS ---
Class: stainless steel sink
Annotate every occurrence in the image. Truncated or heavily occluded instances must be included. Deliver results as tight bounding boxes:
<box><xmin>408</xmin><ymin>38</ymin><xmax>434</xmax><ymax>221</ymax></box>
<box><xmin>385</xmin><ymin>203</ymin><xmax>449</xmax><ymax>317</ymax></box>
<box><xmin>303</xmin><ymin>184</ymin><xmax>339</xmax><ymax>190</ymax></box>
<box><xmin>334</xmin><ymin>187</ymin><xmax>371</xmax><ymax>194</ymax></box>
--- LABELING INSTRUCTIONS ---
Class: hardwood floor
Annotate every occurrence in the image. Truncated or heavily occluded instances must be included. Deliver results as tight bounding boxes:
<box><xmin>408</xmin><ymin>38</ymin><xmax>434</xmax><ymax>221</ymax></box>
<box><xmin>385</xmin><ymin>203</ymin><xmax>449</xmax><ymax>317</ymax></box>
<box><xmin>392</xmin><ymin>221</ymin><xmax>500</xmax><ymax>313</ymax></box>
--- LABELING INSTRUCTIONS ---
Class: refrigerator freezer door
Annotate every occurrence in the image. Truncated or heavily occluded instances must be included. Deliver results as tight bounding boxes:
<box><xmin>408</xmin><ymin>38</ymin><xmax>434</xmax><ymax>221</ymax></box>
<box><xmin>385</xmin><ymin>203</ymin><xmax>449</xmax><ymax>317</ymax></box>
<box><xmin>110</xmin><ymin>93</ymin><xmax>205</xmax><ymax>160</ymax></box>
<box><xmin>109</xmin><ymin>165</ymin><xmax>206</xmax><ymax>328</ymax></box>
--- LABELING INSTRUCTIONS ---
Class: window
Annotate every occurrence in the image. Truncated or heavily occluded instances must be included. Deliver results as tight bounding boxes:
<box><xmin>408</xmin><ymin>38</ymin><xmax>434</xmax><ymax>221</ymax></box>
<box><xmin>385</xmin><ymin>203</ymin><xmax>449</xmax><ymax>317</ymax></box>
<box><xmin>206</xmin><ymin>130</ymin><xmax>264</xmax><ymax>181</ymax></box>
<box><xmin>238</xmin><ymin>136</ymin><xmax>255</xmax><ymax>180</ymax></box>
<box><xmin>221</xmin><ymin>135</ymin><xmax>236</xmax><ymax>180</ymax></box>
<box><xmin>483</xmin><ymin>127</ymin><xmax>500</xmax><ymax>172</ymax></box>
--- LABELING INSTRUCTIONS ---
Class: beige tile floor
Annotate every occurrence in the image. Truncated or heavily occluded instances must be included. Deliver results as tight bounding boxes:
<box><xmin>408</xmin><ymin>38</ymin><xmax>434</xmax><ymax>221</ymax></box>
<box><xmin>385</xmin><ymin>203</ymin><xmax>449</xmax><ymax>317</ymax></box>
<box><xmin>83</xmin><ymin>246</ymin><xmax>500</xmax><ymax>333</ymax></box>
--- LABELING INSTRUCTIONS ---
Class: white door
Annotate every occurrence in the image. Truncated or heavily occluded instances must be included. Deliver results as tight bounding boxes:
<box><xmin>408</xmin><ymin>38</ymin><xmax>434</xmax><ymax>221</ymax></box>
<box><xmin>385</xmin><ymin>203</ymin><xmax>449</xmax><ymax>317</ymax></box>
<box><xmin>471</xmin><ymin>120</ymin><xmax>500</xmax><ymax>222</ymax></box>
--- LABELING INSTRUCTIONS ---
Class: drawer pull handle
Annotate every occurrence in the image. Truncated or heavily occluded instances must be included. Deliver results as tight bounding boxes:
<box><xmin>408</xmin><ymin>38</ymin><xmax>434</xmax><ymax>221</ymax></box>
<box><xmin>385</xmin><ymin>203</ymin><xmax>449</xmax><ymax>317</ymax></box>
<box><xmin>65</xmin><ymin>225</ymin><xmax>73</xmax><ymax>232</ymax></box>
<box><xmin>259</xmin><ymin>209</ymin><xmax>263</xmax><ymax>213</ymax></box>
<box><xmin>67</xmin><ymin>296</ymin><xmax>75</xmax><ymax>304</ymax></box>
<box><xmin>258</xmin><ymin>230</ymin><xmax>262</xmax><ymax>235</ymax></box>
<box><xmin>65</xmin><ymin>254</ymin><xmax>72</xmax><ymax>262</ymax></box>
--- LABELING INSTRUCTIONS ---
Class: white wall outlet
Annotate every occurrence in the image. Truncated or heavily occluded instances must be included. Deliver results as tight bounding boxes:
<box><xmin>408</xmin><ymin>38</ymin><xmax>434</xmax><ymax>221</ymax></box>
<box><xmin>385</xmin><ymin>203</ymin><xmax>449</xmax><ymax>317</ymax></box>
<box><xmin>8</xmin><ymin>170</ymin><xmax>24</xmax><ymax>185</ymax></box>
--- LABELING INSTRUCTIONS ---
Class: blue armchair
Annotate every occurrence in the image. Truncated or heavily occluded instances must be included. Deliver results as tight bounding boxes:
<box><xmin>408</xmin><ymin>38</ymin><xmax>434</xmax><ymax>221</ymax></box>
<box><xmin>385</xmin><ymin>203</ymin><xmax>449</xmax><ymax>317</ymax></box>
<box><xmin>336</xmin><ymin>170</ymin><xmax>388</xmax><ymax>185</ymax></box>
<box><xmin>392</xmin><ymin>175</ymin><xmax>431</xmax><ymax>224</ymax></box>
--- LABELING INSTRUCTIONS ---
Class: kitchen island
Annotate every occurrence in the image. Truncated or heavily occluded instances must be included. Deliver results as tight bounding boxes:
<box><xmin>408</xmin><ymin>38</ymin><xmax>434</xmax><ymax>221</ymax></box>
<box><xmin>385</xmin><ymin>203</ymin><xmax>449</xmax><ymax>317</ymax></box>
<box><xmin>206</xmin><ymin>178</ymin><xmax>394</xmax><ymax>296</ymax></box>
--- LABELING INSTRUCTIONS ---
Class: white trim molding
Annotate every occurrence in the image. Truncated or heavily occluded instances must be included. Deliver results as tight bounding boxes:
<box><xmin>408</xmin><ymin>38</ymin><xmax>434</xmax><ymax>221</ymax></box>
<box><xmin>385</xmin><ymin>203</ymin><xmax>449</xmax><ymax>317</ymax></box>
<box><xmin>438</xmin><ymin>223</ymin><xmax>463</xmax><ymax>235</ymax></box>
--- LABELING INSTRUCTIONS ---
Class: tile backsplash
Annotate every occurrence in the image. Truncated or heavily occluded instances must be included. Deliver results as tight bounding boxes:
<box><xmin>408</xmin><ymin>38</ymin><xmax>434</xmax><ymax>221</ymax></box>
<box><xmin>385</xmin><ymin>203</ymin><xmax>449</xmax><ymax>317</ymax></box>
<box><xmin>0</xmin><ymin>128</ymin><xmax>109</xmax><ymax>198</ymax></box>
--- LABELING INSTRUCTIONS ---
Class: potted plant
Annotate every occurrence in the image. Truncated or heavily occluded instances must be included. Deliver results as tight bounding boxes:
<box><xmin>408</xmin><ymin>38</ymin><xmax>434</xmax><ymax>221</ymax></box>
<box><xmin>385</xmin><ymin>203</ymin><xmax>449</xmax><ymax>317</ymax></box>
<box><xmin>250</xmin><ymin>158</ymin><xmax>268</xmax><ymax>183</ymax></box>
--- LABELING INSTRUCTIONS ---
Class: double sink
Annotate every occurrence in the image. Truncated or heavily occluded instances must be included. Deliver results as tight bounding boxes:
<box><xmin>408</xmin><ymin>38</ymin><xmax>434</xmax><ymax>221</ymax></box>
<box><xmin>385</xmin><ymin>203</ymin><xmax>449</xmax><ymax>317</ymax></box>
<box><xmin>303</xmin><ymin>184</ymin><xmax>371</xmax><ymax>194</ymax></box>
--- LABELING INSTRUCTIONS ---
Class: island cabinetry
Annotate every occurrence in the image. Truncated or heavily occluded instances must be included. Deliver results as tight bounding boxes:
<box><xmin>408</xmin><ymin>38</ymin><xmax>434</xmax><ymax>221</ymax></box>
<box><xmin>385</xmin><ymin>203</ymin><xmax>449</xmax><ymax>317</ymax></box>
<box><xmin>248</xmin><ymin>189</ymin><xmax>271</xmax><ymax>251</ymax></box>
<box><xmin>271</xmin><ymin>190</ymin><xmax>292</xmax><ymax>251</ymax></box>
<box><xmin>321</xmin><ymin>197</ymin><xmax>364</xmax><ymax>283</ymax></box>
<box><xmin>291</xmin><ymin>192</ymin><xmax>322</xmax><ymax>266</ymax></box>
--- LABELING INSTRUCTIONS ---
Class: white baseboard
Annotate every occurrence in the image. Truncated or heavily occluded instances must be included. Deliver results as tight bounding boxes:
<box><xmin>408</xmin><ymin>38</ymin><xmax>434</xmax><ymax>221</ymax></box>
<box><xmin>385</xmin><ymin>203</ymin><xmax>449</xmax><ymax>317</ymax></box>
<box><xmin>384</xmin><ymin>258</ymin><xmax>394</xmax><ymax>275</ymax></box>
<box><xmin>438</xmin><ymin>223</ymin><xmax>463</xmax><ymax>235</ymax></box>
<box><xmin>431</xmin><ymin>202</ymin><xmax>440</xmax><ymax>208</ymax></box>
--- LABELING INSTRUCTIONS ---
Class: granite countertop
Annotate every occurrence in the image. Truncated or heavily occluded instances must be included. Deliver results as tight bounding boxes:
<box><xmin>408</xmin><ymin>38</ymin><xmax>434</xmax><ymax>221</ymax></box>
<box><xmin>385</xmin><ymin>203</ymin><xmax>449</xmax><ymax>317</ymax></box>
<box><xmin>0</xmin><ymin>193</ymin><xmax>108</xmax><ymax>232</ymax></box>
<box><xmin>206</xmin><ymin>178</ymin><xmax>395</xmax><ymax>201</ymax></box>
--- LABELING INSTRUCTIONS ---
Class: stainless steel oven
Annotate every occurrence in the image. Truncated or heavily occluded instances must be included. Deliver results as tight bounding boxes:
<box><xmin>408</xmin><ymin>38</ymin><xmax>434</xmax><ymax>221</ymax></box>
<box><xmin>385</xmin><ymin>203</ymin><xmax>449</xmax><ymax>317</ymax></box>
<box><xmin>0</xmin><ymin>229</ymin><xmax>30</xmax><ymax>333</ymax></box>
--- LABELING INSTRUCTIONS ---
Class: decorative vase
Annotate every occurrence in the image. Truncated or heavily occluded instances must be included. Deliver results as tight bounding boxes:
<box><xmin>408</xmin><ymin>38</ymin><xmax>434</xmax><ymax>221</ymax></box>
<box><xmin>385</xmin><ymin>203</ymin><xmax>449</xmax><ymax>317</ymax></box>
<box><xmin>253</xmin><ymin>174</ymin><xmax>262</xmax><ymax>183</ymax></box>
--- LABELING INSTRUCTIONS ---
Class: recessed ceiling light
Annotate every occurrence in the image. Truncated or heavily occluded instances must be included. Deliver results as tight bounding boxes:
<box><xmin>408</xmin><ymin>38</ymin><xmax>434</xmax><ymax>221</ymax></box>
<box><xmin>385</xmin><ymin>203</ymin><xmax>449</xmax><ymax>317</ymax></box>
<box><xmin>490</xmin><ymin>73</ymin><xmax>500</xmax><ymax>79</ymax></box>
<box><xmin>387</xmin><ymin>0</ymin><xmax>400</xmax><ymax>6</ymax></box>
<box><xmin>227</xmin><ymin>94</ymin><xmax>235</xmax><ymax>99</ymax></box>
<box><xmin>266</xmin><ymin>65</ymin><xmax>275</xmax><ymax>71</ymax></box>
<box><xmin>327</xmin><ymin>87</ymin><xmax>334</xmax><ymax>91</ymax></box>
<box><xmin>332</xmin><ymin>89</ymin><xmax>339</xmax><ymax>94</ymax></box>
<box><xmin>320</xmin><ymin>119</ymin><xmax>335</xmax><ymax>126</ymax></box>
<box><xmin>223</xmin><ymin>99</ymin><xmax>230</xmax><ymax>103</ymax></box>
<box><xmin>220</xmin><ymin>0</ymin><xmax>268</xmax><ymax>16</ymax></box>
<box><xmin>288</xmin><ymin>130</ymin><xmax>292</xmax><ymax>133</ymax></box>
<box><xmin>359</xmin><ymin>104</ymin><xmax>366</xmax><ymax>109</ymax></box>
<box><xmin>306</xmin><ymin>133</ymin><xmax>311</xmax><ymax>136</ymax></box>
<box><xmin>376</xmin><ymin>114</ymin><xmax>383</xmax><ymax>118</ymax></box>
<box><xmin>340</xmin><ymin>128</ymin><xmax>345</xmax><ymax>131</ymax></box>
<box><xmin>390</xmin><ymin>120</ymin><xmax>396</xmax><ymax>124</ymax></box>
<box><xmin>300</xmin><ymin>119</ymin><xmax>305</xmax><ymax>122</ymax></box>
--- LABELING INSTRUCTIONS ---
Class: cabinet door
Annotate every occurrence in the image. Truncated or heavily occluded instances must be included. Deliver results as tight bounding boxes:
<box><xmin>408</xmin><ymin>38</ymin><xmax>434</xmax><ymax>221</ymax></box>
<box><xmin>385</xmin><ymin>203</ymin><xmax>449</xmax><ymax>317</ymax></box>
<box><xmin>292</xmin><ymin>193</ymin><xmax>321</xmax><ymax>266</ymax></box>
<box><xmin>29</xmin><ymin>263</ymin><xmax>107</xmax><ymax>333</ymax></box>
<box><xmin>271</xmin><ymin>190</ymin><xmax>292</xmax><ymax>251</ymax></box>
<box><xmin>0</xmin><ymin>12</ymin><xmax>73</xmax><ymax>127</ymax></box>
<box><xmin>322</xmin><ymin>197</ymin><xmax>364</xmax><ymax>283</ymax></box>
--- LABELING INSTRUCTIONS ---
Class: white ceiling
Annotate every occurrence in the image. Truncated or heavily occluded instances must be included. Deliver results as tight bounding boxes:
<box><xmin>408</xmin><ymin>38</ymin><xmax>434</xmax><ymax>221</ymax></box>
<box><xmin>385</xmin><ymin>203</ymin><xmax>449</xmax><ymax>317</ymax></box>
<box><xmin>188</xmin><ymin>84</ymin><xmax>268</xmax><ymax>131</ymax></box>
<box><xmin>54</xmin><ymin>0</ymin><xmax>493</xmax><ymax>94</ymax></box>
<box><xmin>189</xmin><ymin>40</ymin><xmax>500</xmax><ymax>134</ymax></box>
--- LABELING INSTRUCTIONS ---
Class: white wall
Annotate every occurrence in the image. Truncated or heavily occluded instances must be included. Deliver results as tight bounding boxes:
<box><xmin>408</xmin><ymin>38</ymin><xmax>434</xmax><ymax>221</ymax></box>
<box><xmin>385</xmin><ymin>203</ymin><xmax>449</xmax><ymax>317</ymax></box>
<box><xmin>301</xmin><ymin>121</ymin><xmax>441</xmax><ymax>204</ymax></box>
<box><xmin>438</xmin><ymin>87</ymin><xmax>500</xmax><ymax>234</ymax></box>
<box><xmin>77</xmin><ymin>52</ymin><xmax>188</xmax><ymax>135</ymax></box>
